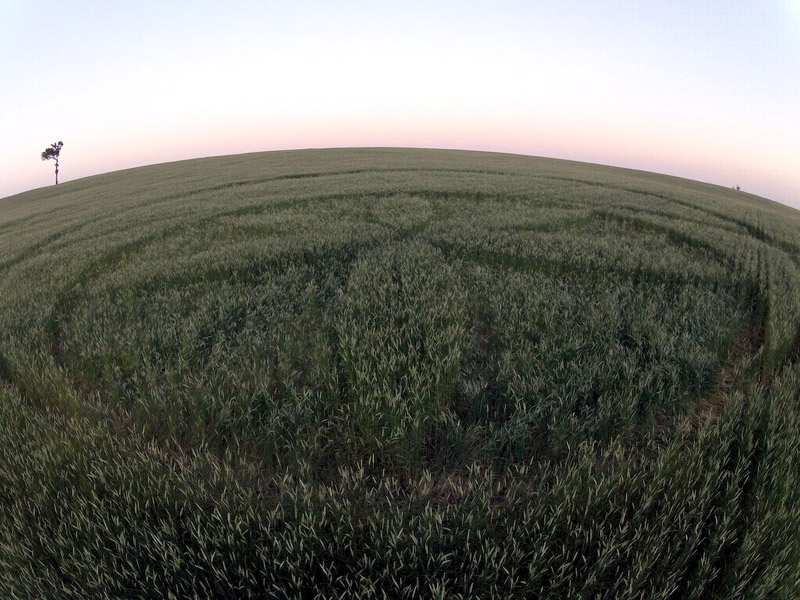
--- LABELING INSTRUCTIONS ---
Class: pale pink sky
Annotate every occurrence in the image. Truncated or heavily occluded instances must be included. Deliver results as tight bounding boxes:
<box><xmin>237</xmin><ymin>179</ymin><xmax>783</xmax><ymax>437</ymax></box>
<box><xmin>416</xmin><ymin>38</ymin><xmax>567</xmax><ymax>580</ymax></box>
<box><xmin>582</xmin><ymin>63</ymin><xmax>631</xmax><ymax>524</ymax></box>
<box><xmin>2</xmin><ymin>1</ymin><xmax>798</xmax><ymax>207</ymax></box>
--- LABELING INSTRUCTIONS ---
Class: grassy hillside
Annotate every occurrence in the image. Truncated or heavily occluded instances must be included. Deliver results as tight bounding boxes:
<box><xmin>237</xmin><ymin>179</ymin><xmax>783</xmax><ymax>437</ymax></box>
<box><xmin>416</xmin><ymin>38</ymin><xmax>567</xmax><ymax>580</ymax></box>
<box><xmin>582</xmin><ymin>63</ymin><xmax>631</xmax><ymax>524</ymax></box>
<box><xmin>1</xmin><ymin>148</ymin><xmax>799</xmax><ymax>598</ymax></box>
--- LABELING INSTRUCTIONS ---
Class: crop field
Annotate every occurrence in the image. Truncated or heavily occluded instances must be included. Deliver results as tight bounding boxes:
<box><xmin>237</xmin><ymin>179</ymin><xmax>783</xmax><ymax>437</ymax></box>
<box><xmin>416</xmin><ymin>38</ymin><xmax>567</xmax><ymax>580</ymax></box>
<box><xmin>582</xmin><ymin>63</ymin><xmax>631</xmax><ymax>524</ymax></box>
<box><xmin>1</xmin><ymin>148</ymin><xmax>799</xmax><ymax>598</ymax></box>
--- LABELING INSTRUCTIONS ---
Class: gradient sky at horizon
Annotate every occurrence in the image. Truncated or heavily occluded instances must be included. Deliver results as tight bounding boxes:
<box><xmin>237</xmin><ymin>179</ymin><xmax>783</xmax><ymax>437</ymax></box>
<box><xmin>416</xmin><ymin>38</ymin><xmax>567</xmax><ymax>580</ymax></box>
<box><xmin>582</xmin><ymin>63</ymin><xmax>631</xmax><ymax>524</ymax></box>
<box><xmin>2</xmin><ymin>1</ymin><xmax>798</xmax><ymax>207</ymax></box>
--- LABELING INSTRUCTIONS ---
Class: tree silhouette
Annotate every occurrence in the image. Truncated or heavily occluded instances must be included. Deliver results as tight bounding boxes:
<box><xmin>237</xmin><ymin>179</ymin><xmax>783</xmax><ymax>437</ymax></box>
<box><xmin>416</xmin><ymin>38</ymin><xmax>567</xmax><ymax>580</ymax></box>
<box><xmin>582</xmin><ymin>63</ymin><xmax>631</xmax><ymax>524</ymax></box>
<box><xmin>41</xmin><ymin>141</ymin><xmax>64</xmax><ymax>185</ymax></box>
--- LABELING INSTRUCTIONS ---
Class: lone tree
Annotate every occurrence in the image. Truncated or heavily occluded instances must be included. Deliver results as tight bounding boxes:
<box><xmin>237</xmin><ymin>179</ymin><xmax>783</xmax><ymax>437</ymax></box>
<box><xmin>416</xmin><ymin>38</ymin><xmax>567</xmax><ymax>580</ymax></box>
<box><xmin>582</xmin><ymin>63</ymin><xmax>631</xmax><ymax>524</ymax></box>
<box><xmin>41</xmin><ymin>141</ymin><xmax>64</xmax><ymax>185</ymax></box>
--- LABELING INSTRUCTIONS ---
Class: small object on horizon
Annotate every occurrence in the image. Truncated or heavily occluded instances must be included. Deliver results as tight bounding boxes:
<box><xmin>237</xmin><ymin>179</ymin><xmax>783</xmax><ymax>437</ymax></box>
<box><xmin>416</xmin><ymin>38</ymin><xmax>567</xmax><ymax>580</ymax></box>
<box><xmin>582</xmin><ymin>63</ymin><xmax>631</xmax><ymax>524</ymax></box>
<box><xmin>41</xmin><ymin>141</ymin><xmax>64</xmax><ymax>185</ymax></box>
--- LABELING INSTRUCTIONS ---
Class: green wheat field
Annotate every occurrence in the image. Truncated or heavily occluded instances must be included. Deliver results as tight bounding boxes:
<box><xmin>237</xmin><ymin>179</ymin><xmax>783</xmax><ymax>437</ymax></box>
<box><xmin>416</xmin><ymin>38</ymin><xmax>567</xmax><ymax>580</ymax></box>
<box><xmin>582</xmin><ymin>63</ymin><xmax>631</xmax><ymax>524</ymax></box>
<box><xmin>1</xmin><ymin>148</ymin><xmax>799</xmax><ymax>598</ymax></box>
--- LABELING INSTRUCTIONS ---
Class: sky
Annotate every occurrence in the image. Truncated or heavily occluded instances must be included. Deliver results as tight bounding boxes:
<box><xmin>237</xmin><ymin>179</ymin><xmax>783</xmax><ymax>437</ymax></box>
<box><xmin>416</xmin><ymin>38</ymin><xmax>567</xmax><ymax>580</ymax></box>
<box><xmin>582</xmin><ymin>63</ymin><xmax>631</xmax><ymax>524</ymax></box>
<box><xmin>1</xmin><ymin>1</ymin><xmax>799</xmax><ymax>207</ymax></box>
